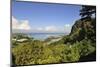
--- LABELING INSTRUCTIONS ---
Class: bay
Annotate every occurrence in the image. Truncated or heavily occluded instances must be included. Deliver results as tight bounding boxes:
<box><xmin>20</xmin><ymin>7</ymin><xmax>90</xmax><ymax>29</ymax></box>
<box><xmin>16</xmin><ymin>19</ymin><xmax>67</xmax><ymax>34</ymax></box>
<box><xmin>27</xmin><ymin>33</ymin><xmax>67</xmax><ymax>40</ymax></box>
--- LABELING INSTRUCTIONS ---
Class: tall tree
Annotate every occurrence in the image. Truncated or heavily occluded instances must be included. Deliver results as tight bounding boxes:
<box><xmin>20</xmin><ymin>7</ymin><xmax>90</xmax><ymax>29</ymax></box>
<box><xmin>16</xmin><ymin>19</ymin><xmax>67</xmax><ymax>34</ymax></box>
<box><xmin>80</xmin><ymin>5</ymin><xmax>96</xmax><ymax>20</ymax></box>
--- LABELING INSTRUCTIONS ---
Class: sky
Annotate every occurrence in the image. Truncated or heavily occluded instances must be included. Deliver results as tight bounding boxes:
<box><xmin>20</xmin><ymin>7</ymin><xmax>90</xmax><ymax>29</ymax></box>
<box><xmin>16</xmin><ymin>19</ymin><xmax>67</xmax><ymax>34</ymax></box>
<box><xmin>12</xmin><ymin>0</ymin><xmax>81</xmax><ymax>33</ymax></box>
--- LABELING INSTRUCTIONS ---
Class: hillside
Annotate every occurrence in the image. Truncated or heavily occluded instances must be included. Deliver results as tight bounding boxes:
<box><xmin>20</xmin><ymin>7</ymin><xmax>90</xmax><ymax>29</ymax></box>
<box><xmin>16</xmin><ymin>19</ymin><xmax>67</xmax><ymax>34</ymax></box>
<box><xmin>61</xmin><ymin>18</ymin><xmax>96</xmax><ymax>44</ymax></box>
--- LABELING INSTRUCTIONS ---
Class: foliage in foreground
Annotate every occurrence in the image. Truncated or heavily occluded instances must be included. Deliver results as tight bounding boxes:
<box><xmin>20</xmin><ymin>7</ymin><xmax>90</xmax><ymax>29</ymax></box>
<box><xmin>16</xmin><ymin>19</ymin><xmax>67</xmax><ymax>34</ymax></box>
<box><xmin>12</xmin><ymin>39</ymin><xmax>95</xmax><ymax>65</ymax></box>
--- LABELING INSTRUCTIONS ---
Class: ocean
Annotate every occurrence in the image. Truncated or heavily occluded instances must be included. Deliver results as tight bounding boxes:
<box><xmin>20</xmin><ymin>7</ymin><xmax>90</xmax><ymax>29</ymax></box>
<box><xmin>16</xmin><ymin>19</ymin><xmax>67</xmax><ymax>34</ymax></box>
<box><xmin>27</xmin><ymin>33</ymin><xmax>67</xmax><ymax>40</ymax></box>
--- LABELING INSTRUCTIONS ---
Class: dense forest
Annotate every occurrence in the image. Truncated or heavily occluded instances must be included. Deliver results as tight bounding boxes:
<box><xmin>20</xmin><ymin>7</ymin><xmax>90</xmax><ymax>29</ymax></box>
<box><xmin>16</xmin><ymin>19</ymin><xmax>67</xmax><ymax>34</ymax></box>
<box><xmin>12</xmin><ymin>5</ymin><xmax>96</xmax><ymax>66</ymax></box>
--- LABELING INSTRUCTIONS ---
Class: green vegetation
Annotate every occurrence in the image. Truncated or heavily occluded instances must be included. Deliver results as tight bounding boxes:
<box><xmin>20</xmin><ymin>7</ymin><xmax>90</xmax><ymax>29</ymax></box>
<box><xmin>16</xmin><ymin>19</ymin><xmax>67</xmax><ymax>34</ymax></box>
<box><xmin>12</xmin><ymin>38</ymin><xmax>96</xmax><ymax>65</ymax></box>
<box><xmin>12</xmin><ymin>6</ymin><xmax>96</xmax><ymax>65</ymax></box>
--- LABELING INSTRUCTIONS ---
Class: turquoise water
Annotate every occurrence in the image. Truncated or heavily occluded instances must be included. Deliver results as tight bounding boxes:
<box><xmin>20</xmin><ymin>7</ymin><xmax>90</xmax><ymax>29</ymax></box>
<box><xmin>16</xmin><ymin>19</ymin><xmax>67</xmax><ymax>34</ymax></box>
<box><xmin>27</xmin><ymin>33</ymin><xmax>67</xmax><ymax>40</ymax></box>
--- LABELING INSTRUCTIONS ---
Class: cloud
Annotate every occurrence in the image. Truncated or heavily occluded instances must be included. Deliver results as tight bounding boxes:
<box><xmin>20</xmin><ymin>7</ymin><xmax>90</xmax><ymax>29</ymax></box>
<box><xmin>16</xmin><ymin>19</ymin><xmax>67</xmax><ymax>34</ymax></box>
<box><xmin>12</xmin><ymin>16</ymin><xmax>31</xmax><ymax>30</ymax></box>
<box><xmin>34</xmin><ymin>25</ymin><xmax>72</xmax><ymax>33</ymax></box>
<box><xmin>45</xmin><ymin>26</ymin><xmax>58</xmax><ymax>32</ymax></box>
<box><xmin>18</xmin><ymin>20</ymin><xmax>31</xmax><ymax>30</ymax></box>
<box><xmin>36</xmin><ymin>27</ymin><xmax>43</xmax><ymax>31</ymax></box>
<box><xmin>12</xmin><ymin>16</ymin><xmax>72</xmax><ymax>33</ymax></box>
<box><xmin>65</xmin><ymin>24</ymin><xmax>70</xmax><ymax>28</ymax></box>
<box><xmin>34</xmin><ymin>26</ymin><xmax>58</xmax><ymax>32</ymax></box>
<box><xmin>64</xmin><ymin>24</ymin><xmax>72</xmax><ymax>33</ymax></box>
